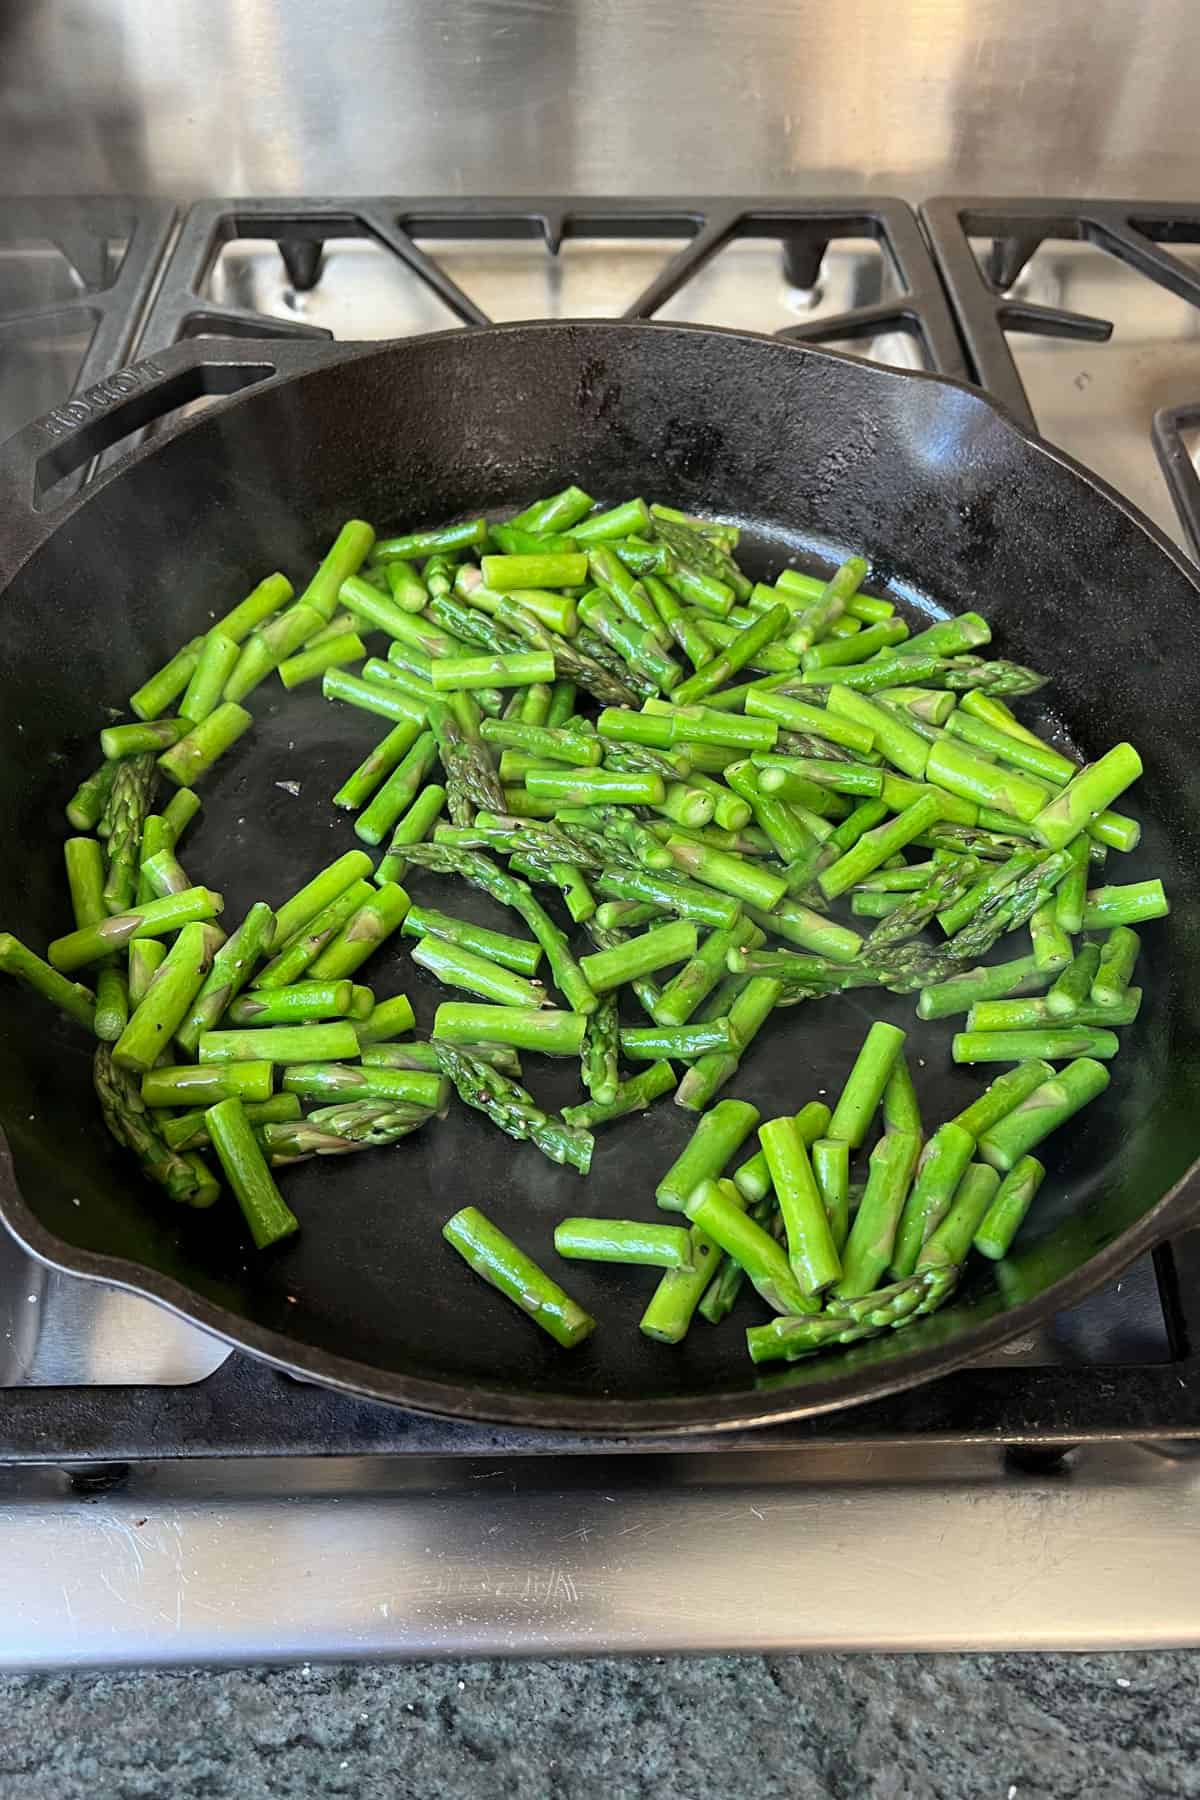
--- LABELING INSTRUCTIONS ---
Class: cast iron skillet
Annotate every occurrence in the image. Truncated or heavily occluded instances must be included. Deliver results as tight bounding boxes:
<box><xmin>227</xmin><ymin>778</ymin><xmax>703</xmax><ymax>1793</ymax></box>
<box><xmin>1</xmin><ymin>322</ymin><xmax>1198</xmax><ymax>1434</ymax></box>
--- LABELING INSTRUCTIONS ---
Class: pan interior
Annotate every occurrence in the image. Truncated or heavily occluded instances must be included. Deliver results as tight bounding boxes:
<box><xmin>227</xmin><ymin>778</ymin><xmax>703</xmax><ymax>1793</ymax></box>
<box><xmin>1</xmin><ymin>322</ymin><xmax>1198</xmax><ymax>1426</ymax></box>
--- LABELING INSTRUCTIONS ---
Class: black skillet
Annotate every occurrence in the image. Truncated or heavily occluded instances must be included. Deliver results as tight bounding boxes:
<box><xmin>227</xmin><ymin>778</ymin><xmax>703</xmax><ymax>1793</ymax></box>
<box><xmin>0</xmin><ymin>321</ymin><xmax>1198</xmax><ymax>1433</ymax></box>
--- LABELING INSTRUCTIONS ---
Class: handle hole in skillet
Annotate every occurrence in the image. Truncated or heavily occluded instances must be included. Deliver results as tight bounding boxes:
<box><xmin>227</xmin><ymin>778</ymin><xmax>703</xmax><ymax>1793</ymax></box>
<box><xmin>34</xmin><ymin>362</ymin><xmax>276</xmax><ymax>511</ymax></box>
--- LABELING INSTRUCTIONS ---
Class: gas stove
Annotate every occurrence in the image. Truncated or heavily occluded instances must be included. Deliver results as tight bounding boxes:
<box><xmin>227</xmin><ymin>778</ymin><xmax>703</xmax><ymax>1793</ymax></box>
<box><xmin>3</xmin><ymin>193</ymin><xmax>1200</xmax><ymax>1665</ymax></box>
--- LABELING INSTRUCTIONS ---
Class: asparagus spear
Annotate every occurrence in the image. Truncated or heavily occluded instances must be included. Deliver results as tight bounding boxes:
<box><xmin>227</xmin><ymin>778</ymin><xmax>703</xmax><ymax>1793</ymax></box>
<box><xmin>434</xmin><ymin>1041</ymin><xmax>593</xmax><ymax>1173</ymax></box>
<box><xmin>554</xmin><ymin>1218</ymin><xmax>693</xmax><ymax>1268</ymax></box>
<box><xmin>259</xmin><ymin>1103</ymin><xmax>434</xmax><ymax>1161</ymax></box>
<box><xmin>683</xmin><ymin>1178</ymin><xmax>817</xmax><ymax>1315</ymax></box>
<box><xmin>94</xmin><ymin>1044</ymin><xmax>219</xmax><ymax>1208</ymax></box>
<box><xmin>206</xmin><ymin>1096</ymin><xmax>299</xmax><ymax>1248</ymax></box>
<box><xmin>656</xmin><ymin>1098</ymin><xmax>761</xmax><ymax>1211</ymax></box>
<box><xmin>759</xmin><ymin>1114</ymin><xmax>842</xmax><ymax>1293</ymax></box>
<box><xmin>0</xmin><ymin>934</ymin><xmax>96</xmax><ymax>1031</ymax></box>
<box><xmin>66</xmin><ymin>760</ymin><xmax>117</xmax><ymax>833</ymax></box>
<box><xmin>640</xmin><ymin>1218</ymin><xmax>725</xmax><ymax>1344</ymax></box>
<box><xmin>443</xmin><ymin>1204</ymin><xmax>595</xmax><ymax>1346</ymax></box>
<box><xmin>101</xmin><ymin>752</ymin><xmax>157</xmax><ymax>913</ymax></box>
<box><xmin>562</xmin><ymin>1060</ymin><xmax>677</xmax><ymax>1129</ymax></box>
<box><xmin>580</xmin><ymin>996</ymin><xmax>621</xmax><ymax>1106</ymax></box>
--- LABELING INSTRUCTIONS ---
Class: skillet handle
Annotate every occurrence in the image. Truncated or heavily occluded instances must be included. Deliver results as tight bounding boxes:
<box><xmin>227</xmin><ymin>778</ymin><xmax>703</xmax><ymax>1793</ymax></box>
<box><xmin>0</xmin><ymin>336</ymin><xmax>341</xmax><ymax>581</ymax></box>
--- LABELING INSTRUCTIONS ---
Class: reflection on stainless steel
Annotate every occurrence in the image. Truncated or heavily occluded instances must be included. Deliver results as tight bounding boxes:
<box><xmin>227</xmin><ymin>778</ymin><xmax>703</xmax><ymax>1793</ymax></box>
<box><xmin>0</xmin><ymin>1224</ymin><xmax>227</xmax><ymax>1386</ymax></box>
<box><xmin>3</xmin><ymin>1443</ymin><xmax>1199</xmax><ymax>1664</ymax></box>
<box><xmin>207</xmin><ymin>232</ymin><xmax>927</xmax><ymax>370</ymax></box>
<box><xmin>1</xmin><ymin>0</ymin><xmax>1200</xmax><ymax>203</ymax></box>
<box><xmin>999</xmin><ymin>240</ymin><xmax>1200</xmax><ymax>548</ymax></box>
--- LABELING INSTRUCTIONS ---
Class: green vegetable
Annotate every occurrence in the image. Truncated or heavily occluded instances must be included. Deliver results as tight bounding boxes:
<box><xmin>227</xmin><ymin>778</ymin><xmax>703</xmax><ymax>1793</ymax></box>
<box><xmin>656</xmin><ymin>1098</ymin><xmax>760</xmax><ymax>1212</ymax></box>
<box><xmin>554</xmin><ymin>1219</ymin><xmax>693</xmax><ymax>1268</ymax></box>
<box><xmin>206</xmin><ymin>1096</ymin><xmax>299</xmax><ymax>1249</ymax></box>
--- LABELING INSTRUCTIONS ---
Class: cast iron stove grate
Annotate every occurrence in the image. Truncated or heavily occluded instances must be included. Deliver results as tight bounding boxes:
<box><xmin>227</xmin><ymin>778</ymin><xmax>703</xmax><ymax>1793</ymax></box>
<box><xmin>921</xmin><ymin>196</ymin><xmax>1200</xmax><ymax>561</ymax></box>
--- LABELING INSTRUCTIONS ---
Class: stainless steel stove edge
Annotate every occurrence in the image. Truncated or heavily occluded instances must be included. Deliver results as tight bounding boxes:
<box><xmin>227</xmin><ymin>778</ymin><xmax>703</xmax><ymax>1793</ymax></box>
<box><xmin>3</xmin><ymin>1444</ymin><xmax>1200</xmax><ymax>1664</ymax></box>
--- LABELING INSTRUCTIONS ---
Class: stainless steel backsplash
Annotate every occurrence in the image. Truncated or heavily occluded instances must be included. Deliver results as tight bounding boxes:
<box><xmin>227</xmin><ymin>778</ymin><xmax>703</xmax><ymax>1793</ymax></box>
<box><xmin>1</xmin><ymin>0</ymin><xmax>1198</xmax><ymax>199</ymax></box>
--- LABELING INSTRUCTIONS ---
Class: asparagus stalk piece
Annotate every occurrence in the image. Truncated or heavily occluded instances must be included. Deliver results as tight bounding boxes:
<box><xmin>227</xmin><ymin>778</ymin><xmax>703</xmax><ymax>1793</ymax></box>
<box><xmin>280</xmin><ymin>1065</ymin><xmax>447</xmax><ymax>1110</ymax></box>
<box><xmin>435</xmin><ymin>1043</ymin><xmax>593</xmax><ymax>1174</ymax></box>
<box><xmin>915</xmin><ymin>1164</ymin><xmax>1001</xmax><ymax>1270</ymax></box>
<box><xmin>621</xmin><ymin>1018</ymin><xmax>737</xmax><ymax>1062</ymax></box>
<box><xmin>1032</xmin><ymin>743</ymin><xmax>1142</xmax><ymax>850</ymax></box>
<box><xmin>402</xmin><ymin>902</ymin><xmax>542</xmax><ymax>977</ymax></box>
<box><xmin>444</xmin><ymin>1205</ymin><xmax>594</xmax><ymax>1346</ymax></box>
<box><xmin>916</xmin><ymin>954</ymin><xmax>1050</xmax><ymax>1020</ymax></box>
<box><xmin>413</xmin><ymin>935</ymin><xmax>546</xmax><ymax>1008</ymax></box>
<box><xmin>732</xmin><ymin>1101</ymin><xmax>831</xmax><ymax>1202</ymax></box>
<box><xmin>889</xmin><ymin>1122</ymin><xmax>977</xmax><ymax>1280</ymax></box>
<box><xmin>966</xmin><ymin>990</ymin><xmax>1141</xmax><ymax>1031</ymax></box>
<box><xmin>833</xmin><ymin>1129</ymin><xmax>922</xmax><ymax>1298</ymax></box>
<box><xmin>177</xmin><ymin>901</ymin><xmax>277</xmax><ymax>1052</ymax></box>
<box><xmin>49</xmin><ymin>887</ymin><xmax>224</xmax><ymax>973</ymax></box>
<box><xmin>883</xmin><ymin>1053</ymin><xmax>923</xmax><ymax>1137</ymax></box>
<box><xmin>554</xmin><ymin>1219</ymin><xmax>693</xmax><ymax>1268</ymax></box>
<box><xmin>951</xmin><ymin>1026</ymin><xmax>1119</xmax><ymax>1063</ymax></box>
<box><xmin>101</xmin><ymin>752</ymin><xmax>157</xmax><ymax>913</ymax></box>
<box><xmin>827</xmin><ymin>1021</ymin><xmax>907</xmax><ymax>1148</ymax></box>
<box><xmin>0</xmin><ymin>934</ymin><xmax>96</xmax><ymax>1031</ymax></box>
<box><xmin>433</xmin><ymin>1002</ymin><xmax>587</xmax><ymax>1056</ymax></box>
<box><xmin>307</xmin><ymin>882</ymin><xmax>411</xmax><ymax>980</ymax></box>
<box><xmin>100</xmin><ymin>718</ymin><xmax>193</xmax><ymax>760</ymax></box>
<box><xmin>651</xmin><ymin>918</ymin><xmax>758</xmax><ymax>1027</ymax></box>
<box><xmin>253</xmin><ymin>879</ymin><xmax>375</xmax><ymax>989</ymax></box>
<box><xmin>141</xmin><ymin>1062</ymin><xmax>274</xmax><ymax>1106</ymax></box>
<box><xmin>112</xmin><ymin>921</ymin><xmax>219</xmax><ymax>1074</ymax></box>
<box><xmin>198</xmin><ymin>1022</ymin><xmax>360</xmax><ymax>1064</ymax></box>
<box><xmin>759</xmin><ymin>1114</ymin><xmax>842</xmax><ymax>1293</ymax></box>
<box><xmin>640</xmin><ymin>1219</ymin><xmax>726</xmax><ymax>1344</ymax></box>
<box><xmin>1054</xmin><ymin>835</ymin><xmax>1090</xmax><ymax>934</ymax></box>
<box><xmin>94</xmin><ymin>1045</ymin><xmax>219</xmax><ymax>1208</ymax></box>
<box><xmin>1092</xmin><ymin>927</ymin><xmax>1140</xmax><ymax>1007</ymax></box>
<box><xmin>353</xmin><ymin>995</ymin><xmax>417</xmax><ymax>1045</ymax></box>
<box><xmin>376</xmin><ymin>784</ymin><xmax>447</xmax><ymax>886</ymax></box>
<box><xmin>562</xmin><ymin>1060</ymin><xmax>677</xmax><ymax>1129</ymax></box>
<box><xmin>973</xmin><ymin>1155</ymin><xmax>1046</xmax><ymax>1260</ymax></box>
<box><xmin>158</xmin><ymin>703</ymin><xmax>252</xmax><ymax>787</ymax></box>
<box><xmin>977</xmin><ymin>1057</ymin><xmax>1111</xmax><ymax>1170</ymax></box>
<box><xmin>1081</xmin><ymin>881</ymin><xmax>1169</xmax><ymax>929</ymax></box>
<box><xmin>1045</xmin><ymin>943</ymin><xmax>1102</xmax><ymax>1017</ymax></box>
<box><xmin>812</xmin><ymin>1137</ymin><xmax>852</xmax><ymax>1253</ymax></box>
<box><xmin>129</xmin><ymin>636</ymin><xmax>205</xmax><ymax>721</ymax></box>
<box><xmin>333</xmin><ymin>720</ymin><xmax>422</xmax><ymax>812</ymax></box>
<box><xmin>225</xmin><ymin>980</ymin><xmax>356</xmax><ymax>1025</ymax></box>
<box><xmin>656</xmin><ymin>1098</ymin><xmax>761</xmax><ymax>1212</ymax></box>
<box><xmin>949</xmin><ymin>1060</ymin><xmax>1057</xmax><ymax>1139</ymax></box>
<box><xmin>683</xmin><ymin>1178</ymin><xmax>818</xmax><ymax>1315</ymax></box>
<box><xmin>206</xmin><ymin>1097</ymin><xmax>299</xmax><ymax>1249</ymax></box>
<box><xmin>1029</xmin><ymin>902</ymin><xmax>1073</xmax><ymax>974</ymax></box>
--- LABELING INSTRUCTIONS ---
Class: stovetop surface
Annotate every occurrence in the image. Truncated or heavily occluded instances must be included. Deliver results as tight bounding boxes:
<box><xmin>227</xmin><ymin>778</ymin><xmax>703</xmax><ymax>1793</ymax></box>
<box><xmin>5</xmin><ymin>191</ymin><xmax>1200</xmax><ymax>1662</ymax></box>
<box><xmin>1</xmin><ymin>190</ymin><xmax>1198</xmax><ymax>1454</ymax></box>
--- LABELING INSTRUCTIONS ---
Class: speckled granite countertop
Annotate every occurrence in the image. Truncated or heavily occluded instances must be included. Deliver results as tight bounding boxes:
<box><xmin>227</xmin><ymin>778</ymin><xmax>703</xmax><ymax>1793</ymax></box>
<box><xmin>1</xmin><ymin>1652</ymin><xmax>1197</xmax><ymax>1799</ymax></box>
